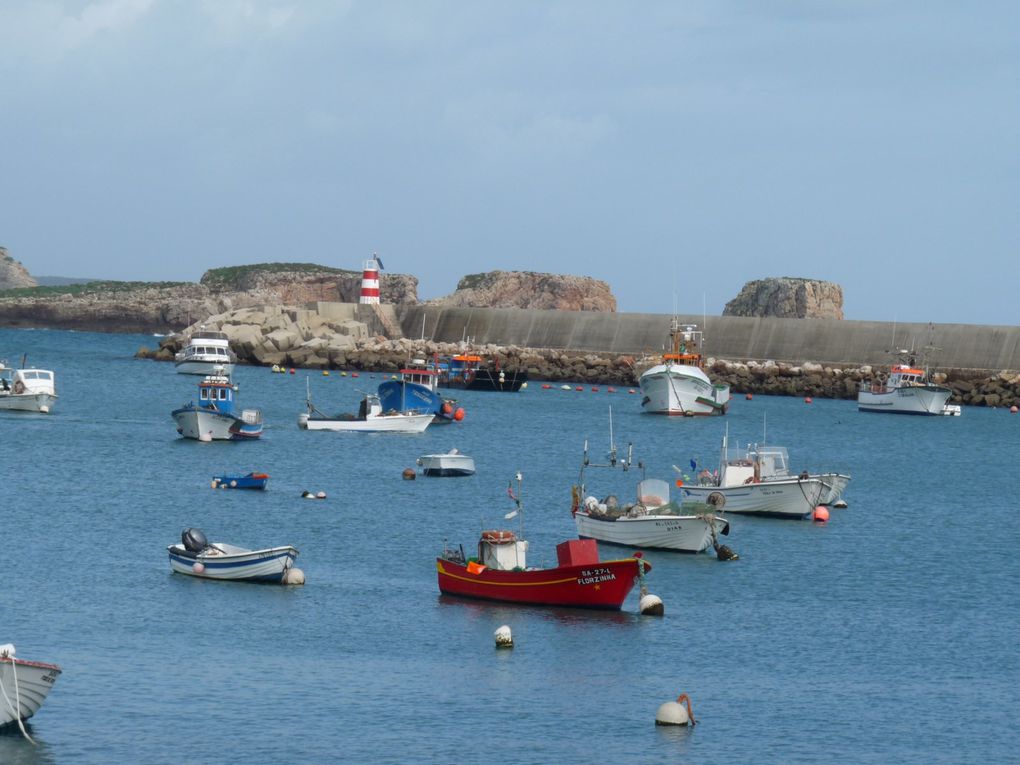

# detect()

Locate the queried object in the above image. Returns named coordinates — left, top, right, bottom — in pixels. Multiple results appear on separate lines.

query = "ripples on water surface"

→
left=1, top=328, right=1016, bottom=764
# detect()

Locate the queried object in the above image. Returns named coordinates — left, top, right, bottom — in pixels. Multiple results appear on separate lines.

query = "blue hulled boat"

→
left=377, top=359, right=463, bottom=423
left=211, top=472, right=269, bottom=490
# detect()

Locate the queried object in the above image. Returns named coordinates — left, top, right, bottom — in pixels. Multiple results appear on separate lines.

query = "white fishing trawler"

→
left=638, top=317, right=730, bottom=416
left=858, top=364, right=955, bottom=415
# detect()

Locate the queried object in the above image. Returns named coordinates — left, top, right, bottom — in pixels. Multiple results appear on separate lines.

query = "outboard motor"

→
left=182, top=527, right=208, bottom=553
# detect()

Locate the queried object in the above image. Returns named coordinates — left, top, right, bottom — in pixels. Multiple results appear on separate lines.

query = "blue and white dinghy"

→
left=167, top=528, right=303, bottom=584
left=172, top=366, right=263, bottom=440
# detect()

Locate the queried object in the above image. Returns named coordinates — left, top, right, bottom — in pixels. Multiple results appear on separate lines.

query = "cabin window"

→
left=200, top=389, right=209, bottom=400
left=219, top=389, right=228, bottom=401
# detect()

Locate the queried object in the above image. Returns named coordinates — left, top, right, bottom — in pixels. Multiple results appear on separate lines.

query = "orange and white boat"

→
left=639, top=318, right=730, bottom=415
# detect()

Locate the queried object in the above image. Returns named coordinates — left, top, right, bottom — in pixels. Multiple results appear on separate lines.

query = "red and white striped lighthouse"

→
left=359, top=255, right=381, bottom=304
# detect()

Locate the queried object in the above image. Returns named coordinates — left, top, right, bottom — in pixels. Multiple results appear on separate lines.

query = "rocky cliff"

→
left=723, top=277, right=843, bottom=319
left=429, top=271, right=616, bottom=311
left=0, top=263, right=420, bottom=333
left=0, top=247, right=38, bottom=289
left=200, top=263, right=419, bottom=304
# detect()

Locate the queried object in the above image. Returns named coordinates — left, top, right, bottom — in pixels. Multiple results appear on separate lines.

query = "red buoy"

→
left=745, top=393, right=753, bottom=400
left=575, top=386, right=583, bottom=392
left=591, top=387, right=599, bottom=392
left=813, top=506, right=830, bottom=523
left=542, top=384, right=552, bottom=389
left=1011, top=405, right=1018, bottom=414
left=453, top=408, right=465, bottom=421
left=804, top=397, right=813, bottom=404
left=628, top=389, right=636, bottom=394
left=608, top=387, right=616, bottom=393
left=289, top=368, right=295, bottom=375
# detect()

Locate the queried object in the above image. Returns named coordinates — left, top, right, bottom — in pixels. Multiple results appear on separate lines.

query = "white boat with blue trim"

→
left=858, top=364, right=955, bottom=415
left=172, top=367, right=263, bottom=440
left=167, top=528, right=300, bottom=583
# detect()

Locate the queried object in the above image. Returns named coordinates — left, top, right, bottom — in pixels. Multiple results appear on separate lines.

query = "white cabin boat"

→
left=0, top=362, right=57, bottom=414
left=746, top=443, right=851, bottom=506
left=638, top=318, right=730, bottom=416
left=0, top=644, right=61, bottom=730
left=298, top=390, right=432, bottom=433
left=174, top=329, right=236, bottom=376
left=858, top=364, right=954, bottom=416
left=417, top=449, right=475, bottom=476
left=677, top=433, right=826, bottom=519
left=167, top=528, right=300, bottom=583
left=574, top=477, right=729, bottom=553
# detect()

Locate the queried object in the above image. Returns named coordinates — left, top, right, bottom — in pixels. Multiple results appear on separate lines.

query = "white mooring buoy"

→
left=640, top=593, right=664, bottom=616
left=494, top=625, right=513, bottom=649
left=655, top=693, right=696, bottom=727
left=282, top=567, right=306, bottom=585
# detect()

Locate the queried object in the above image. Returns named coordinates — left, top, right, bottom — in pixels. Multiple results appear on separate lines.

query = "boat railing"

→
left=241, top=409, right=262, bottom=424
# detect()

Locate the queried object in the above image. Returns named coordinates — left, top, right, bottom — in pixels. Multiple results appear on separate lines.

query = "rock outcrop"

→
left=723, top=278, right=843, bottom=319
left=429, top=271, right=616, bottom=311
left=200, top=263, right=419, bottom=305
left=0, top=247, right=38, bottom=289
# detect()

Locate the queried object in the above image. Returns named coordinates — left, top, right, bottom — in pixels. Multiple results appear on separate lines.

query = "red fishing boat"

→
left=436, top=473, right=651, bottom=610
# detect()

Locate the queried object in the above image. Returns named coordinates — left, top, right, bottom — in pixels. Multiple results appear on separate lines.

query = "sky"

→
left=1, top=1, right=1017, bottom=325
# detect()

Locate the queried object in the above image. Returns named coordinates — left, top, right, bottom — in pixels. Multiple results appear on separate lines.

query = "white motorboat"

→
left=172, top=367, right=263, bottom=440
left=858, top=364, right=954, bottom=415
left=174, top=328, right=236, bottom=376
left=745, top=443, right=851, bottom=506
left=638, top=318, right=730, bottom=416
left=417, top=449, right=475, bottom=476
left=574, top=477, right=729, bottom=553
left=0, top=644, right=61, bottom=730
left=298, top=386, right=432, bottom=433
left=0, top=361, right=57, bottom=414
left=167, top=528, right=301, bottom=583
left=677, top=432, right=826, bottom=519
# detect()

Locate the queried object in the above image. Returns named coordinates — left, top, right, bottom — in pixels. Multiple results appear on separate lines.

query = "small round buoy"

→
left=282, top=567, right=305, bottom=585
left=1011, top=405, right=1018, bottom=414
left=746, top=393, right=753, bottom=400
left=607, top=387, right=616, bottom=393
left=813, top=506, right=830, bottom=523
left=575, top=386, right=583, bottom=392
left=453, top=408, right=465, bottom=421
left=192, top=561, right=205, bottom=575
left=640, top=593, right=664, bottom=616
left=316, top=491, right=326, bottom=499
left=289, top=368, right=295, bottom=375
left=230, top=480, right=237, bottom=488
left=655, top=693, right=696, bottom=727
left=322, top=370, right=330, bottom=376
left=494, top=625, right=513, bottom=649
left=341, top=371, right=348, bottom=377
left=271, top=365, right=280, bottom=373
left=402, top=468, right=416, bottom=480
left=804, top=396, right=813, bottom=404
left=441, top=402, right=453, bottom=414
left=591, top=387, right=599, bottom=392
left=628, top=389, right=636, bottom=394
left=520, top=382, right=527, bottom=389
left=351, top=372, right=359, bottom=378
left=833, top=499, right=848, bottom=509
left=542, top=384, right=551, bottom=389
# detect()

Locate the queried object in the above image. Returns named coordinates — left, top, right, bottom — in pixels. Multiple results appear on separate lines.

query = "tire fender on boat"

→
left=13, top=380, right=24, bottom=394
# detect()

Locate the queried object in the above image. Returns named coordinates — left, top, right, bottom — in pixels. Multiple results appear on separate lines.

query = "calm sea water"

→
left=1, top=327, right=1016, bottom=764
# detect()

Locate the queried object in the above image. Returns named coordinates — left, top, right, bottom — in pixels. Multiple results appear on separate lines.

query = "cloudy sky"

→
left=1, top=1, right=1017, bottom=324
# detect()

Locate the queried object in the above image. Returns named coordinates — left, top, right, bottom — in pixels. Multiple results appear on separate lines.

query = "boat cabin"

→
left=399, top=359, right=441, bottom=391
left=662, top=319, right=704, bottom=367
left=198, top=376, right=238, bottom=414
left=477, top=530, right=529, bottom=571
left=0, top=367, right=56, bottom=395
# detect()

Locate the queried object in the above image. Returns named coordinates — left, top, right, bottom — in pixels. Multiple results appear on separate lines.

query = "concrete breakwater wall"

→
left=397, top=305, right=1020, bottom=372
left=136, top=302, right=1020, bottom=408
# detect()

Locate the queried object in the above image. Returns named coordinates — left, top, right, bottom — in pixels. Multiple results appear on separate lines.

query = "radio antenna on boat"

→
left=504, top=471, right=524, bottom=538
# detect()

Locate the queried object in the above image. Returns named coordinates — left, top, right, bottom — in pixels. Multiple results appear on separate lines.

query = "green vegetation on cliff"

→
left=201, top=263, right=356, bottom=289
left=0, top=280, right=192, bottom=299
